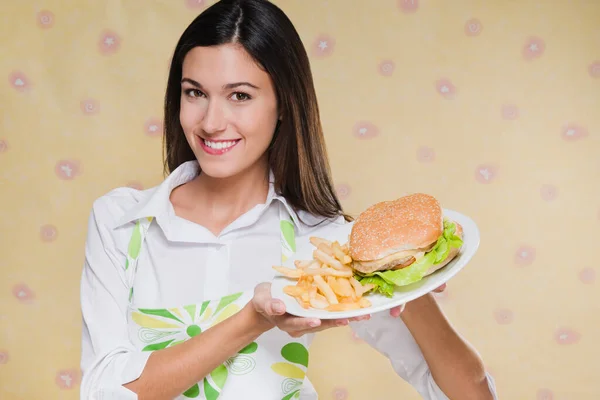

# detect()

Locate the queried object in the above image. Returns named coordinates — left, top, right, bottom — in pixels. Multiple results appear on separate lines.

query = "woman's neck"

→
left=171, top=158, right=270, bottom=235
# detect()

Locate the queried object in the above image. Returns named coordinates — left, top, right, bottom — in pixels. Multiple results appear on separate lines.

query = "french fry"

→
left=349, top=277, right=364, bottom=297
left=273, top=266, right=303, bottom=278
left=301, top=291, right=310, bottom=303
left=273, top=236, right=377, bottom=313
left=295, top=296, right=310, bottom=309
left=328, top=277, right=354, bottom=298
left=309, top=294, right=329, bottom=309
left=313, top=275, right=338, bottom=304
left=361, top=283, right=375, bottom=294
left=309, top=285, right=317, bottom=300
left=299, top=267, right=352, bottom=277
left=310, top=236, right=331, bottom=247
left=283, top=285, right=305, bottom=297
left=336, top=278, right=355, bottom=298
left=295, top=259, right=319, bottom=270
left=294, top=260, right=311, bottom=269
left=358, top=297, right=372, bottom=308
left=332, top=241, right=352, bottom=264
left=317, top=243, right=334, bottom=257
left=326, top=302, right=361, bottom=311
left=313, top=249, right=347, bottom=271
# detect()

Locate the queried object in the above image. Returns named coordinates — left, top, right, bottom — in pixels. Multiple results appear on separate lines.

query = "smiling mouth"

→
left=199, top=137, right=241, bottom=154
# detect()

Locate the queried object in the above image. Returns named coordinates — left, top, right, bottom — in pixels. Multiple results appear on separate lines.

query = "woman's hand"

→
left=389, top=283, right=447, bottom=318
left=249, top=282, right=370, bottom=338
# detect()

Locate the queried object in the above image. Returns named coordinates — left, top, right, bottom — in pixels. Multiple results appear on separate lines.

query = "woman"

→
left=79, top=0, right=498, bottom=399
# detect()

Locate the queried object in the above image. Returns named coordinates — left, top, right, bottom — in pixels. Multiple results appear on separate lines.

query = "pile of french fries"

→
left=273, top=237, right=374, bottom=312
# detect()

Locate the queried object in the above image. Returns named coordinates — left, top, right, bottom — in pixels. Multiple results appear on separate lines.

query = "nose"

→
left=201, top=100, right=227, bottom=134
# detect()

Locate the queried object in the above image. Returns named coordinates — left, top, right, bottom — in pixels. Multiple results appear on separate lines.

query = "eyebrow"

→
left=181, top=78, right=259, bottom=90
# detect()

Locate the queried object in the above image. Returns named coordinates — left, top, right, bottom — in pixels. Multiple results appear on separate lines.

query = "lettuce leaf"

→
left=357, top=275, right=395, bottom=297
left=355, top=219, right=463, bottom=296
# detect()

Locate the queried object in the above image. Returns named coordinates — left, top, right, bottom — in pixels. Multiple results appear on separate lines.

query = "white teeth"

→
left=203, top=140, right=237, bottom=150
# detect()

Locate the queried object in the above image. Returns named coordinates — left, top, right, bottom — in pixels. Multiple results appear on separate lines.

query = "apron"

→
left=124, top=205, right=310, bottom=400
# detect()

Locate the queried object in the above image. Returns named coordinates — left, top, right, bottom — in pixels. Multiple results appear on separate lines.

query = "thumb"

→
left=253, top=282, right=285, bottom=315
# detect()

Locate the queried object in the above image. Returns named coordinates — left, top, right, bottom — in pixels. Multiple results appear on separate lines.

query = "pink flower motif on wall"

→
left=127, top=181, right=144, bottom=190
left=501, top=104, right=519, bottom=120
left=353, top=121, right=379, bottom=139
left=55, top=159, right=81, bottom=180
left=312, top=34, right=335, bottom=58
left=554, top=328, right=580, bottom=345
left=335, top=184, right=351, bottom=200
left=579, top=267, right=595, bottom=284
left=55, top=369, right=81, bottom=390
left=379, top=60, right=395, bottom=77
left=561, top=123, right=588, bottom=141
left=185, top=0, right=206, bottom=9
left=588, top=61, right=600, bottom=78
left=145, top=118, right=163, bottom=137
left=493, top=308, right=514, bottom=325
left=12, top=284, right=35, bottom=304
left=398, top=0, right=419, bottom=13
left=0, top=139, right=7, bottom=153
left=331, top=386, right=348, bottom=400
left=474, top=164, right=497, bottom=184
left=9, top=72, right=30, bottom=92
left=522, top=36, right=545, bottom=60
left=98, top=30, right=121, bottom=55
left=416, top=146, right=435, bottom=163
left=536, top=389, right=554, bottom=400
left=0, top=351, right=8, bottom=364
left=37, top=10, right=54, bottom=29
left=80, top=99, right=100, bottom=115
left=514, top=245, right=536, bottom=266
left=435, top=79, right=456, bottom=99
left=540, top=185, right=558, bottom=202
left=40, top=224, right=58, bottom=242
left=464, top=18, right=483, bottom=36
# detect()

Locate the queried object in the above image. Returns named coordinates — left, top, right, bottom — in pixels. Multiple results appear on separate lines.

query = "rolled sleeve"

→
left=80, top=199, right=150, bottom=399
left=349, top=311, right=498, bottom=399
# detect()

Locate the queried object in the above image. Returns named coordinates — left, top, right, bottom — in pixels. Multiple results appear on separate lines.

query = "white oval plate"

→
left=271, top=209, right=480, bottom=319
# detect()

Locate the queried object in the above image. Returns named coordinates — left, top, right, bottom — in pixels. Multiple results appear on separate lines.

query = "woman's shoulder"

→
left=89, top=185, right=158, bottom=230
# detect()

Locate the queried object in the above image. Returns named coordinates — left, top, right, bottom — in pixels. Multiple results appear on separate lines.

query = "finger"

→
left=279, top=316, right=350, bottom=333
left=252, top=282, right=272, bottom=313
left=267, top=299, right=286, bottom=316
left=433, top=283, right=447, bottom=293
left=254, top=282, right=286, bottom=316
left=300, top=318, right=348, bottom=332
left=279, top=316, right=322, bottom=332
left=389, top=304, right=405, bottom=318
left=308, top=318, right=349, bottom=332
left=349, top=314, right=371, bottom=322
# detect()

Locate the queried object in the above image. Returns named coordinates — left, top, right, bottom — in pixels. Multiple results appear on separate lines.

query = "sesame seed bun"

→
left=349, top=193, right=444, bottom=263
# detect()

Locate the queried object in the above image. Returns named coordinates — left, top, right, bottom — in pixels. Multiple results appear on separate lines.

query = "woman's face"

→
left=179, top=44, right=279, bottom=179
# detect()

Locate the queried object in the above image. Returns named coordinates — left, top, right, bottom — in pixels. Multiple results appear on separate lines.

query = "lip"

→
left=197, top=136, right=241, bottom=155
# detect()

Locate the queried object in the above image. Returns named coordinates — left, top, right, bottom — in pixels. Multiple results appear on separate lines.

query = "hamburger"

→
left=349, top=193, right=463, bottom=297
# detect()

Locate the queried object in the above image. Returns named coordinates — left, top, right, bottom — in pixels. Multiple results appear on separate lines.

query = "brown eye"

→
left=231, top=92, right=251, bottom=101
left=184, top=89, right=204, bottom=98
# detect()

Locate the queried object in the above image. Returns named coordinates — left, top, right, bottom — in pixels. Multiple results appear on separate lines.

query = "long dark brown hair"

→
left=163, top=0, right=351, bottom=222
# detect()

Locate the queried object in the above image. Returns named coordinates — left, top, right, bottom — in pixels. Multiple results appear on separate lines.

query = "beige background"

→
left=1, top=0, right=599, bottom=398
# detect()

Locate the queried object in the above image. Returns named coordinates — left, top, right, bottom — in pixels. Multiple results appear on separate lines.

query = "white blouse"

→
left=79, top=161, right=497, bottom=399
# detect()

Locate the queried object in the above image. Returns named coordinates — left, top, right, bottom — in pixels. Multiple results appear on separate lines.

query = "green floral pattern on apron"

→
left=271, top=343, right=309, bottom=400
left=124, top=207, right=310, bottom=399
left=130, top=292, right=257, bottom=398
